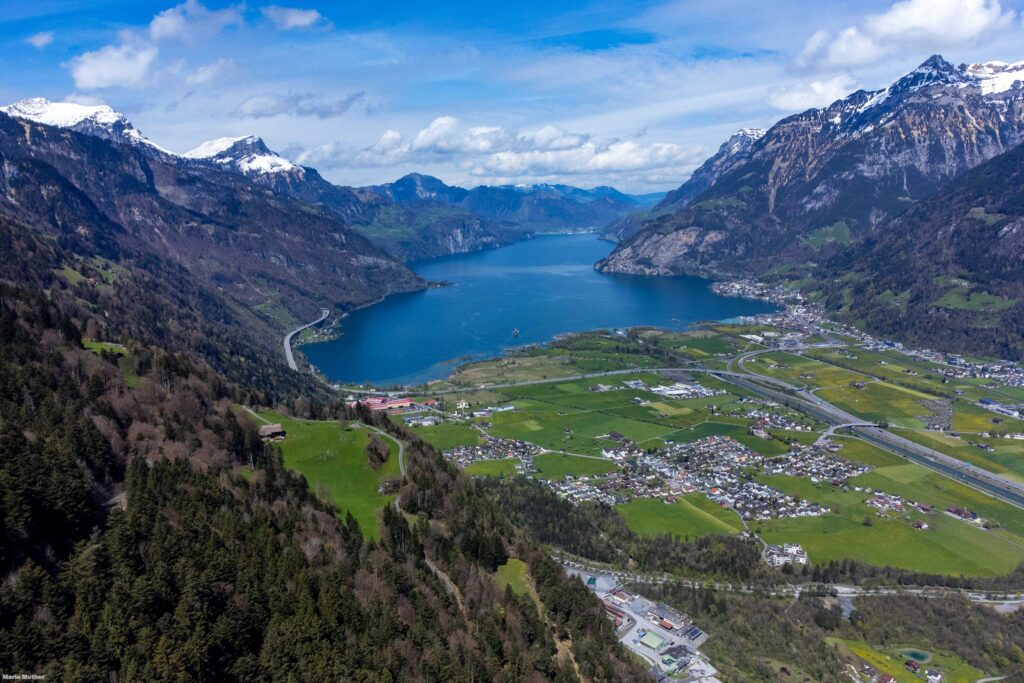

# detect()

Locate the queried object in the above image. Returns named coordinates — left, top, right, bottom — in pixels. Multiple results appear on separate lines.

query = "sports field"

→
left=618, top=495, right=744, bottom=539
left=531, top=453, right=619, bottom=479
left=408, top=422, right=482, bottom=450
left=464, top=458, right=519, bottom=477
left=257, top=412, right=399, bottom=539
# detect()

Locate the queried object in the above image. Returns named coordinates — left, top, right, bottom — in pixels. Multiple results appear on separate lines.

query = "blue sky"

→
left=2, top=0, right=1023, bottom=191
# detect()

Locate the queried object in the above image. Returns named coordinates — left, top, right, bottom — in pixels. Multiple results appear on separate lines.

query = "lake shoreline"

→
left=303, top=234, right=779, bottom=386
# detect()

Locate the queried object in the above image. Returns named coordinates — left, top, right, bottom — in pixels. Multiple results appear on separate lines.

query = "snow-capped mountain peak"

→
left=0, top=97, right=169, bottom=153
left=183, top=135, right=261, bottom=159
left=183, top=134, right=296, bottom=176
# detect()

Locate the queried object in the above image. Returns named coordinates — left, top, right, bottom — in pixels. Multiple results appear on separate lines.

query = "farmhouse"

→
left=258, top=424, right=286, bottom=441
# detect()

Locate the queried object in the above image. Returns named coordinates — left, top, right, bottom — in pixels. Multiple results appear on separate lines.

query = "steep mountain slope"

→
left=0, top=282, right=646, bottom=682
left=603, top=128, right=765, bottom=243
left=818, top=140, right=1024, bottom=360
left=598, top=56, right=1024, bottom=276
left=0, top=111, right=423, bottom=366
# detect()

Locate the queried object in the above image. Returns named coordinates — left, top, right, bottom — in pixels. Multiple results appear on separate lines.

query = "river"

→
left=303, top=234, right=778, bottom=385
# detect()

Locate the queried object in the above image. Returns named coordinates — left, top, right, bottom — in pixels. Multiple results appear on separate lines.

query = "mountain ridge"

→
left=597, top=55, right=1024, bottom=277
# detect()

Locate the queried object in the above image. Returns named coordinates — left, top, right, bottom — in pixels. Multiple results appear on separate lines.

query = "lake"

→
left=303, top=234, right=778, bottom=385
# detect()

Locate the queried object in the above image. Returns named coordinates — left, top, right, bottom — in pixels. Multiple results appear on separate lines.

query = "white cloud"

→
left=149, top=0, right=244, bottom=41
left=296, top=116, right=702, bottom=182
left=797, top=0, right=1015, bottom=70
left=768, top=74, right=859, bottom=111
left=261, top=6, right=329, bottom=30
left=69, top=42, right=159, bottom=90
left=26, top=31, right=54, bottom=48
left=185, top=58, right=235, bottom=85
left=235, top=91, right=365, bottom=118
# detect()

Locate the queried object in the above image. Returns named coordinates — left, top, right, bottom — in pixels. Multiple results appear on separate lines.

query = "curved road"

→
left=284, top=309, right=329, bottom=370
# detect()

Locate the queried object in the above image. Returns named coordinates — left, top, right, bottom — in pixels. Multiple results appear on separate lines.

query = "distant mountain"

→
left=2, top=98, right=657, bottom=263
left=818, top=140, right=1024, bottom=360
left=598, top=55, right=1024, bottom=276
left=371, top=174, right=661, bottom=232
left=603, top=128, right=765, bottom=242
left=0, top=109, right=422, bottom=382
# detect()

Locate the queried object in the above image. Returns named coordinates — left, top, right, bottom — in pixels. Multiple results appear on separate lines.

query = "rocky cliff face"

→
left=598, top=55, right=1024, bottom=276
left=602, top=128, right=765, bottom=243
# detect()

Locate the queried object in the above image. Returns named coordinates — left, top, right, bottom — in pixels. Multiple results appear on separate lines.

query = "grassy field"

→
left=256, top=412, right=399, bottom=539
left=831, top=638, right=984, bottom=683
left=494, top=559, right=532, bottom=596
left=753, top=436, right=1024, bottom=576
left=952, top=401, right=1024, bottom=433
left=82, top=338, right=140, bottom=387
left=407, top=422, right=482, bottom=451
left=816, top=382, right=940, bottom=429
left=531, top=453, right=619, bottom=479
left=618, top=495, right=743, bottom=540
left=897, top=429, right=1024, bottom=482
left=464, top=458, right=519, bottom=477
left=745, top=352, right=867, bottom=389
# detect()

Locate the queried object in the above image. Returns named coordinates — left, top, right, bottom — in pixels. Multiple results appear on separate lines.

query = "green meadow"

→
left=618, top=495, right=744, bottom=540
left=257, top=412, right=399, bottom=539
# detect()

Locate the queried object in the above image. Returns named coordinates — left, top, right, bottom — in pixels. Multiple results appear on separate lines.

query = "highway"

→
left=695, top=364, right=1024, bottom=509
left=339, top=340, right=1024, bottom=510
left=283, top=308, right=329, bottom=370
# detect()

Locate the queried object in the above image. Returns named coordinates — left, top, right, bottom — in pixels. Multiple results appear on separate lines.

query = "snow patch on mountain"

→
left=183, top=135, right=256, bottom=159
left=184, top=135, right=296, bottom=175
left=0, top=97, right=171, bottom=153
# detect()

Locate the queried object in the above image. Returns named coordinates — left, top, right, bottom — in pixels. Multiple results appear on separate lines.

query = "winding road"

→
left=284, top=309, right=330, bottom=371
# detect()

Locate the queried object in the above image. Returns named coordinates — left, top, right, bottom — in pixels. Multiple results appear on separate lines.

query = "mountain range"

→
left=597, top=55, right=1024, bottom=359
left=0, top=98, right=657, bottom=263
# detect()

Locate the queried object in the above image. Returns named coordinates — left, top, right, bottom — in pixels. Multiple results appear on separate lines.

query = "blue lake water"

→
left=304, top=234, right=778, bottom=385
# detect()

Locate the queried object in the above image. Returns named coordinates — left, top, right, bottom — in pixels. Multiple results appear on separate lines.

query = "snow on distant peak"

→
left=183, top=134, right=296, bottom=175
left=237, top=153, right=295, bottom=174
left=0, top=97, right=171, bottom=153
left=183, top=135, right=259, bottom=159
left=1, top=97, right=120, bottom=127
left=735, top=128, right=766, bottom=139
left=963, top=60, right=1024, bottom=95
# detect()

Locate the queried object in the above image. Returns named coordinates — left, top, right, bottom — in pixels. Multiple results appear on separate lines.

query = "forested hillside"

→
left=0, top=283, right=643, bottom=680
left=818, top=140, right=1024, bottom=360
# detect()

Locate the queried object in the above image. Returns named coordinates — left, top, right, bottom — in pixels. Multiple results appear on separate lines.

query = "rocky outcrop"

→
left=599, top=55, right=1024, bottom=276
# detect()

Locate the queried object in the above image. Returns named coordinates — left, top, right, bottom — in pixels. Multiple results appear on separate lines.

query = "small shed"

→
left=259, top=423, right=286, bottom=441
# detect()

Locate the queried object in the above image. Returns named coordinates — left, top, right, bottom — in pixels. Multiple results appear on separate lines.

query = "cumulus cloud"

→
left=66, top=1, right=246, bottom=90
left=69, top=41, right=159, bottom=90
left=296, top=116, right=702, bottom=181
left=796, top=0, right=1015, bottom=70
left=26, top=31, right=54, bottom=48
left=185, top=57, right=235, bottom=85
left=261, top=6, right=329, bottom=30
left=149, top=0, right=244, bottom=41
left=768, top=74, right=860, bottom=111
left=235, top=91, right=365, bottom=118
